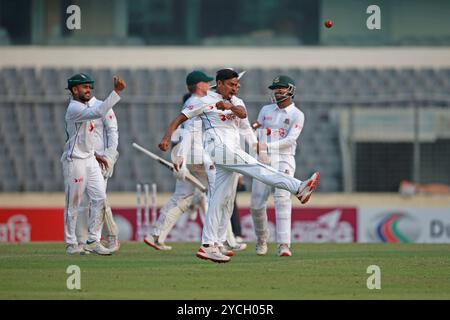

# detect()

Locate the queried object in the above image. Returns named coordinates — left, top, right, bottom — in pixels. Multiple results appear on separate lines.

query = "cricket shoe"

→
left=255, top=240, right=268, bottom=256
left=144, top=235, right=172, bottom=251
left=296, top=171, right=320, bottom=204
left=223, top=241, right=247, bottom=252
left=218, top=245, right=234, bottom=257
left=277, top=244, right=292, bottom=257
left=85, top=241, right=113, bottom=255
left=107, top=236, right=121, bottom=253
left=66, top=244, right=88, bottom=255
left=196, top=245, right=231, bottom=263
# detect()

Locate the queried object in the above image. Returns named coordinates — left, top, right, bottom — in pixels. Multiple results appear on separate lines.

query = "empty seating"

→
left=0, top=66, right=449, bottom=192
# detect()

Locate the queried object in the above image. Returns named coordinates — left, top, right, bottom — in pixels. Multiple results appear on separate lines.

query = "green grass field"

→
left=0, top=242, right=449, bottom=299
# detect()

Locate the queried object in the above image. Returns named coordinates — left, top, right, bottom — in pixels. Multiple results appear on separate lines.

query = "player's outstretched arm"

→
left=67, top=76, right=127, bottom=122
left=159, top=113, right=189, bottom=151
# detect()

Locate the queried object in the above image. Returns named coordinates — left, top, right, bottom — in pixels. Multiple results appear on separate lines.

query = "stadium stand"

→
left=0, top=67, right=449, bottom=192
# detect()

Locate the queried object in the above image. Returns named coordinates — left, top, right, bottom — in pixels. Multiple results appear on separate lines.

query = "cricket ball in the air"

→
left=324, top=20, right=333, bottom=28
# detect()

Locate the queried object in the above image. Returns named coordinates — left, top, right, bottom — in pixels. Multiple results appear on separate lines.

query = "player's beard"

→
left=78, top=92, right=91, bottom=102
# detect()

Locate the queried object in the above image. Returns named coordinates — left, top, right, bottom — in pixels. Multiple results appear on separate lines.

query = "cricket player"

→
left=144, top=70, right=248, bottom=255
left=144, top=71, right=213, bottom=252
left=251, top=75, right=304, bottom=257
left=158, top=69, right=320, bottom=263
left=75, top=95, right=120, bottom=253
left=61, top=73, right=126, bottom=255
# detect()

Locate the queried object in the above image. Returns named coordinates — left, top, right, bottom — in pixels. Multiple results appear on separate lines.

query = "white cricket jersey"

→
left=88, top=97, right=119, bottom=156
left=181, top=94, right=204, bottom=145
left=181, top=90, right=246, bottom=149
left=257, top=103, right=304, bottom=155
left=61, top=91, right=120, bottom=161
left=178, top=93, right=257, bottom=162
left=238, top=116, right=258, bottom=147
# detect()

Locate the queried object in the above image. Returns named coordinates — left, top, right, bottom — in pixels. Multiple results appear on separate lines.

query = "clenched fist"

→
left=252, top=121, right=262, bottom=129
left=113, top=76, right=126, bottom=94
left=159, top=138, right=170, bottom=151
left=216, top=101, right=233, bottom=111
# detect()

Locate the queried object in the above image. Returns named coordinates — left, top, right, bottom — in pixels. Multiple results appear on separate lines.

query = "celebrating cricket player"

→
left=75, top=94, right=121, bottom=253
left=144, top=71, right=213, bottom=251
left=158, top=69, right=320, bottom=263
left=61, top=73, right=126, bottom=255
left=145, top=70, right=248, bottom=255
left=251, top=75, right=304, bottom=257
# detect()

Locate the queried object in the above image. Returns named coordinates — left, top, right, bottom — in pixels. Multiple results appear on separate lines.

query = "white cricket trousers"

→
left=152, top=178, right=197, bottom=241
left=152, top=163, right=209, bottom=242
left=251, top=156, right=295, bottom=245
left=75, top=177, right=118, bottom=244
left=63, top=156, right=106, bottom=246
left=201, top=141, right=302, bottom=246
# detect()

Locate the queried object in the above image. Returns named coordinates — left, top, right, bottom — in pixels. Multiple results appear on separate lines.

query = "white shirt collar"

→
left=275, top=102, right=295, bottom=113
left=71, top=99, right=88, bottom=107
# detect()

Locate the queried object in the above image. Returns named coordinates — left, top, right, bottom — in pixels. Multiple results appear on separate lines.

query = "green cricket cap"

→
left=67, top=73, right=95, bottom=90
left=186, top=70, right=214, bottom=86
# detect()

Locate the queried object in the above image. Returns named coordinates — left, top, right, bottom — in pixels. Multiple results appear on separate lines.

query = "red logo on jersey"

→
left=188, top=105, right=194, bottom=110
left=74, top=177, right=84, bottom=183
left=109, top=114, right=115, bottom=120
left=265, top=128, right=287, bottom=137
left=88, top=121, right=95, bottom=132
left=294, top=123, right=302, bottom=129
left=264, top=115, right=273, bottom=121
left=219, top=113, right=237, bottom=122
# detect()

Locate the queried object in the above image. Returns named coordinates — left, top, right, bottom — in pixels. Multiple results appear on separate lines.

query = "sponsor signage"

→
left=358, top=208, right=450, bottom=243
left=0, top=207, right=358, bottom=243
left=0, top=208, right=63, bottom=242
left=240, top=207, right=358, bottom=243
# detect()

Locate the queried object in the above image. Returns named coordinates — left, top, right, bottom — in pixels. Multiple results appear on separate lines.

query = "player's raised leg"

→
left=214, top=144, right=319, bottom=202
